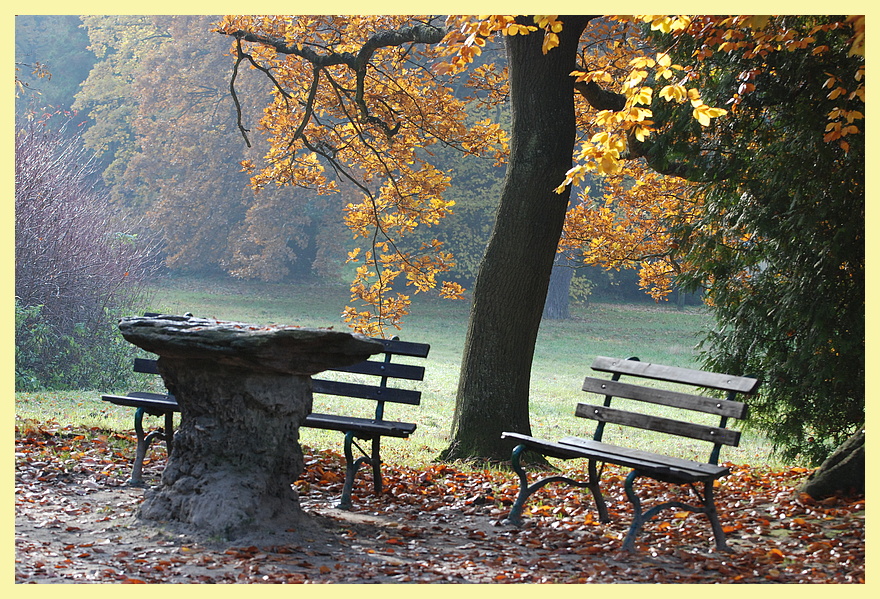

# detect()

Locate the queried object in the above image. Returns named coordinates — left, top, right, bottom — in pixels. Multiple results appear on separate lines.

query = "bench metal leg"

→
left=702, top=482, right=732, bottom=552
left=338, top=432, right=386, bottom=509
left=587, top=459, right=610, bottom=522
left=504, top=444, right=600, bottom=526
left=371, top=437, right=383, bottom=494
left=129, top=408, right=172, bottom=487
left=622, top=470, right=732, bottom=552
left=339, top=431, right=378, bottom=510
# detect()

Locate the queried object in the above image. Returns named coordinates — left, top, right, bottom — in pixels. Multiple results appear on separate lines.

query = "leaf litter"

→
left=15, top=420, right=864, bottom=583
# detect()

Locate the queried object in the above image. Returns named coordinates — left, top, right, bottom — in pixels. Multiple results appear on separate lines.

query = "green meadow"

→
left=15, top=275, right=786, bottom=469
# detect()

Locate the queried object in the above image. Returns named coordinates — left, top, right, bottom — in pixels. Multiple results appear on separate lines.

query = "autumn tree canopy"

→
left=212, top=15, right=713, bottom=460
left=216, top=15, right=862, bottom=462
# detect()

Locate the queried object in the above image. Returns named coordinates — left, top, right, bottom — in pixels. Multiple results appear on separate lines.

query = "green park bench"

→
left=102, top=315, right=429, bottom=510
left=501, top=356, right=760, bottom=552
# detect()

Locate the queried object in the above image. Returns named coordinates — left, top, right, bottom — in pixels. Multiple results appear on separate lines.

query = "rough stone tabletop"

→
left=118, top=314, right=384, bottom=375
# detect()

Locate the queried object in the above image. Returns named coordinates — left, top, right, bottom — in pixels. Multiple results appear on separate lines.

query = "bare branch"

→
left=229, top=41, right=252, bottom=147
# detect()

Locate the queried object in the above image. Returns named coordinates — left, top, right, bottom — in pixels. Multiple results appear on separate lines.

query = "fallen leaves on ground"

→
left=15, top=419, right=865, bottom=583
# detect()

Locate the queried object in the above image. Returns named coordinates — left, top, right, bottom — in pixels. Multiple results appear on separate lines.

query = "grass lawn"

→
left=15, top=274, right=789, bottom=469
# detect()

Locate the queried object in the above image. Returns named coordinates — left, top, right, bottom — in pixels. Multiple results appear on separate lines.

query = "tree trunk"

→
left=543, top=259, right=574, bottom=320
left=441, top=17, right=591, bottom=462
left=798, top=428, right=865, bottom=499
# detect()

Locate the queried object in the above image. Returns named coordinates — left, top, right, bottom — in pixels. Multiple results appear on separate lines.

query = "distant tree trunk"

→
left=441, top=16, right=592, bottom=462
left=543, top=260, right=574, bottom=320
left=798, top=428, right=865, bottom=499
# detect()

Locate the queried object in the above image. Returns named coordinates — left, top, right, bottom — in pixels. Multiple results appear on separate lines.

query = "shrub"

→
left=15, top=114, right=160, bottom=390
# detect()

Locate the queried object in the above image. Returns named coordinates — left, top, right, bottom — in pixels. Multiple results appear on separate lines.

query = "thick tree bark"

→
left=441, top=17, right=592, bottom=461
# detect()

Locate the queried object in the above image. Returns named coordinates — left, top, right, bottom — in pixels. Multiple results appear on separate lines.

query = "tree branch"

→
left=229, top=41, right=251, bottom=147
left=223, top=25, right=448, bottom=141
left=574, top=80, right=626, bottom=112
left=573, top=76, right=732, bottom=181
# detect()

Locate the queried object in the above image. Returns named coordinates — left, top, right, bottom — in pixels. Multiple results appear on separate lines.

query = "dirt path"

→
left=14, top=423, right=865, bottom=583
left=14, top=470, right=640, bottom=583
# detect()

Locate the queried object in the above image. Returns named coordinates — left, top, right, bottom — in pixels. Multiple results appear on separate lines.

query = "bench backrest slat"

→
left=581, top=377, right=748, bottom=419
left=332, top=360, right=425, bottom=382
left=373, top=337, right=431, bottom=358
left=134, top=357, right=160, bottom=375
left=575, top=403, right=742, bottom=446
left=591, top=356, right=759, bottom=394
left=310, top=379, right=422, bottom=406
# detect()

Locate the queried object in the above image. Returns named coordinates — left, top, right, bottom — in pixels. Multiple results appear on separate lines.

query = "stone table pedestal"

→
left=117, top=315, right=383, bottom=539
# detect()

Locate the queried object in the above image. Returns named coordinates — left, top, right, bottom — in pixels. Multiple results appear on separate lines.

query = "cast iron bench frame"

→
left=102, top=325, right=429, bottom=509
left=501, top=356, right=760, bottom=552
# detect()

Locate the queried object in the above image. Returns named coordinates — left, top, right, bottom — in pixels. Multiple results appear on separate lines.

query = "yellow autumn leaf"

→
left=542, top=31, right=560, bottom=54
left=693, top=105, right=727, bottom=126
left=629, top=56, right=656, bottom=69
left=632, top=86, right=653, bottom=105
left=660, top=84, right=686, bottom=102
left=694, top=107, right=711, bottom=126
left=590, top=131, right=611, bottom=145
left=845, top=110, right=864, bottom=122
left=746, top=15, right=771, bottom=30
left=628, top=106, right=652, bottom=122
left=594, top=110, right=620, bottom=126
left=651, top=16, right=674, bottom=33
left=598, top=152, right=622, bottom=175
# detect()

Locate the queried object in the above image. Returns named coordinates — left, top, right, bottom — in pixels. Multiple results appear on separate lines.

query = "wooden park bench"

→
left=101, top=356, right=179, bottom=486
left=306, top=336, right=430, bottom=509
left=102, top=320, right=429, bottom=509
left=501, top=356, right=760, bottom=552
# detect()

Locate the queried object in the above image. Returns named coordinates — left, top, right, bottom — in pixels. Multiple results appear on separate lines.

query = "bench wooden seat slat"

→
left=557, top=436, right=729, bottom=479
left=581, top=376, right=748, bottom=419
left=502, top=355, right=760, bottom=553
left=500, top=432, right=594, bottom=461
left=303, top=413, right=416, bottom=437
left=103, top=392, right=179, bottom=415
left=591, top=355, right=760, bottom=394
left=503, top=432, right=727, bottom=482
left=575, top=402, right=742, bottom=446
left=310, top=379, right=421, bottom=405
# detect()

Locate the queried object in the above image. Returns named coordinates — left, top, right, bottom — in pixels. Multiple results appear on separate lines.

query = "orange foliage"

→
left=216, top=15, right=505, bottom=333
left=216, top=15, right=863, bottom=330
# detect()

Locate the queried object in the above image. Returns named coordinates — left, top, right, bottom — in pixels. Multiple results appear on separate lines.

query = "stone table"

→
left=117, top=314, right=384, bottom=539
